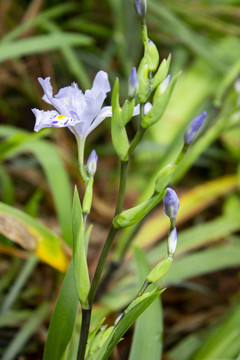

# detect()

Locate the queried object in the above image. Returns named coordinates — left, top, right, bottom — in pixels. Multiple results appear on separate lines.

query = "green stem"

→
left=76, top=135, right=88, bottom=183
left=88, top=224, right=118, bottom=306
left=115, top=161, right=128, bottom=216
left=128, top=126, right=145, bottom=156
left=77, top=308, right=92, bottom=360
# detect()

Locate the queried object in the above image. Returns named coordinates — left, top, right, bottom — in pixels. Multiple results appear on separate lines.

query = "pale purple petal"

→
left=38, top=77, right=70, bottom=115
left=84, top=106, right=112, bottom=137
left=54, top=82, right=85, bottom=118
left=32, top=108, right=76, bottom=132
left=82, top=71, right=111, bottom=126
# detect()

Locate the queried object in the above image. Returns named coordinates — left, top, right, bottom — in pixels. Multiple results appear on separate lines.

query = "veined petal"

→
left=38, top=77, right=70, bottom=116
left=132, top=102, right=152, bottom=117
left=83, top=71, right=111, bottom=126
left=32, top=108, right=76, bottom=132
left=54, top=82, right=85, bottom=118
left=85, top=106, right=112, bottom=137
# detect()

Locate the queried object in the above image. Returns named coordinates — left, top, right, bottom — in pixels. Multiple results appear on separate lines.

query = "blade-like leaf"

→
left=43, top=261, right=79, bottom=360
left=0, top=33, right=93, bottom=63
left=96, top=288, right=162, bottom=360
left=129, top=248, right=163, bottom=360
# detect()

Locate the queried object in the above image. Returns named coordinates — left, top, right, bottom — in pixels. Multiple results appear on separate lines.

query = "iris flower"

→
left=32, top=71, right=152, bottom=172
left=32, top=71, right=111, bottom=138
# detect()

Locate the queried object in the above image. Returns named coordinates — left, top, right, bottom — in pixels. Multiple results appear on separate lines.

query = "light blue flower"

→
left=32, top=70, right=112, bottom=140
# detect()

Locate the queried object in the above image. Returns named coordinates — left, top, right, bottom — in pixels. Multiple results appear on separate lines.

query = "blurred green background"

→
left=1, top=0, right=240, bottom=359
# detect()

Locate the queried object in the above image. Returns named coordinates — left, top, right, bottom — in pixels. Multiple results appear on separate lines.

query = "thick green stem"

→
left=77, top=308, right=92, bottom=360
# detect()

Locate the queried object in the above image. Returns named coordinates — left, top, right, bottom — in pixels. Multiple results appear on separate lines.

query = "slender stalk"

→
left=88, top=225, right=118, bottom=306
left=114, top=161, right=128, bottom=216
left=128, top=126, right=145, bottom=156
left=77, top=308, right=92, bottom=360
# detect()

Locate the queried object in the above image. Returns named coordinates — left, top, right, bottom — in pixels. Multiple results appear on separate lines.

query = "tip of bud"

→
left=135, top=0, right=147, bottom=18
left=184, top=111, right=207, bottom=145
left=159, top=74, right=171, bottom=94
left=163, top=187, right=180, bottom=219
left=87, top=149, right=98, bottom=177
left=128, top=67, right=139, bottom=99
left=168, top=227, right=177, bottom=256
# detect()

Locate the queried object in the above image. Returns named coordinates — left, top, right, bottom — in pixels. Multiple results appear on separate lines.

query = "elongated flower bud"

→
left=128, top=67, right=139, bottom=99
left=135, top=0, right=147, bottom=18
left=184, top=111, right=207, bottom=145
left=168, top=227, right=177, bottom=257
left=163, top=187, right=179, bottom=219
left=87, top=149, right=98, bottom=177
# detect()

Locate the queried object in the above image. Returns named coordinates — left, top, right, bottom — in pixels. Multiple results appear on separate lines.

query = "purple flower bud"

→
left=184, top=111, right=207, bottom=145
left=128, top=67, right=139, bottom=99
left=168, top=227, right=177, bottom=256
left=163, top=187, right=180, bottom=219
left=135, top=0, right=147, bottom=18
left=87, top=150, right=98, bottom=176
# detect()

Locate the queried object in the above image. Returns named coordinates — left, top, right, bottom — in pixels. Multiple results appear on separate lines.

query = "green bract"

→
left=154, top=163, right=176, bottom=193
left=82, top=177, right=94, bottom=215
left=72, top=187, right=90, bottom=308
left=137, top=62, right=149, bottom=103
left=144, top=39, right=159, bottom=72
left=141, top=72, right=181, bottom=128
left=146, top=256, right=173, bottom=284
left=122, top=98, right=135, bottom=126
left=151, top=54, right=171, bottom=91
left=113, top=190, right=166, bottom=229
left=111, top=78, right=130, bottom=161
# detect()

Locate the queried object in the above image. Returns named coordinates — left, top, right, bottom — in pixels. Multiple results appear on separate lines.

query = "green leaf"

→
left=129, top=248, right=163, bottom=360
left=111, top=79, right=129, bottom=161
left=0, top=32, right=93, bottom=63
left=214, top=59, right=240, bottom=106
left=43, top=261, right=79, bottom=360
left=113, top=191, right=166, bottom=229
left=0, top=126, right=72, bottom=245
left=0, top=164, right=14, bottom=205
left=95, top=288, right=162, bottom=360
left=1, top=255, right=38, bottom=314
left=166, top=244, right=240, bottom=282
left=2, top=303, right=50, bottom=360
left=72, top=187, right=90, bottom=307
left=192, top=305, right=240, bottom=360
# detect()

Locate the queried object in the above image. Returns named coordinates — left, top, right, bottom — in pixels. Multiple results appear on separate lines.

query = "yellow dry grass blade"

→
left=0, top=202, right=70, bottom=272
